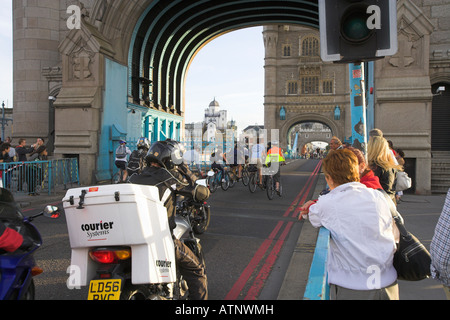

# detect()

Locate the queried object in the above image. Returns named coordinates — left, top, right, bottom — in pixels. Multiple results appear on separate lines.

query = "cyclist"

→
left=127, top=137, right=150, bottom=178
left=210, top=149, right=226, bottom=182
left=229, top=142, right=245, bottom=181
left=250, top=137, right=266, bottom=186
left=115, top=140, right=131, bottom=183
left=265, top=141, right=286, bottom=194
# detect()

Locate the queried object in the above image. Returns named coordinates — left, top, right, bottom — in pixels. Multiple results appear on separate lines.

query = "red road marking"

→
left=224, top=221, right=284, bottom=300
left=244, top=221, right=294, bottom=300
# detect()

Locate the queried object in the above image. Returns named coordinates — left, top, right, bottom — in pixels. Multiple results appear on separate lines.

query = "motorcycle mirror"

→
left=43, top=205, right=61, bottom=219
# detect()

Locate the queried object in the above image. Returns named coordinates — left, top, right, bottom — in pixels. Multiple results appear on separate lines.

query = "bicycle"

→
left=265, top=162, right=284, bottom=200
left=112, top=170, right=123, bottom=184
left=248, top=164, right=262, bottom=193
left=228, top=166, right=241, bottom=188
left=112, top=167, right=132, bottom=184
left=207, top=167, right=230, bottom=193
left=265, top=173, right=282, bottom=200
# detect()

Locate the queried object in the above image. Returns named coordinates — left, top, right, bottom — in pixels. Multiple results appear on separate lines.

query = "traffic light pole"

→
left=349, top=63, right=368, bottom=154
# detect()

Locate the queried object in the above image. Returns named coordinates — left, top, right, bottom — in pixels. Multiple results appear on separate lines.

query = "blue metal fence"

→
left=303, top=227, right=331, bottom=300
left=0, top=158, right=79, bottom=195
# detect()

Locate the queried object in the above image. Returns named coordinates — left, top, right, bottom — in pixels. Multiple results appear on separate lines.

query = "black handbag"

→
left=392, top=215, right=431, bottom=281
left=379, top=190, right=431, bottom=281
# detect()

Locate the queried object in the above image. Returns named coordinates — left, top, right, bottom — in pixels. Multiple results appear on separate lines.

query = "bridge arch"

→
left=56, top=0, right=321, bottom=184
left=279, top=113, right=342, bottom=150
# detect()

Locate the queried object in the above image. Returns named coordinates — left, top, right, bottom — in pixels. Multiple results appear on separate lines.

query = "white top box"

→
left=63, top=184, right=176, bottom=285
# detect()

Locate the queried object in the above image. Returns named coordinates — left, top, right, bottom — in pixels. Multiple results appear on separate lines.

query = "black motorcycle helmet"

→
left=164, top=139, right=185, bottom=166
left=0, top=188, right=23, bottom=221
left=145, top=141, right=173, bottom=169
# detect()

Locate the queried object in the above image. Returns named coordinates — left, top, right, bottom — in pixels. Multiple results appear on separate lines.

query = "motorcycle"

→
left=64, top=183, right=206, bottom=300
left=0, top=196, right=60, bottom=300
left=176, top=179, right=211, bottom=235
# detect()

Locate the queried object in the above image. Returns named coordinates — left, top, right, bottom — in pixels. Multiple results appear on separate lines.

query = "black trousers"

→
left=173, top=239, right=208, bottom=300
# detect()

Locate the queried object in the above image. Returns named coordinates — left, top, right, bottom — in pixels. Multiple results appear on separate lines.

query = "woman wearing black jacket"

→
left=368, top=136, right=403, bottom=204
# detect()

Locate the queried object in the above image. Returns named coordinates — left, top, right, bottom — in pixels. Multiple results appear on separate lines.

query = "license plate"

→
left=88, top=279, right=122, bottom=300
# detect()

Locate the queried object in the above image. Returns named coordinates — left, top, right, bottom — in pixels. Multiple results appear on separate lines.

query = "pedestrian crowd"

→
left=299, top=128, right=449, bottom=300
left=0, top=137, right=48, bottom=195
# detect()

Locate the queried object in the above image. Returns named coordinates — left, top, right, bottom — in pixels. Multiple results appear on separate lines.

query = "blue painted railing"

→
left=1, top=158, right=79, bottom=195
left=303, top=227, right=331, bottom=300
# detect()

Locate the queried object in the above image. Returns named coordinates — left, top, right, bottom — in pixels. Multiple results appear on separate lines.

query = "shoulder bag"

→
left=379, top=190, right=431, bottom=281
left=395, top=171, right=412, bottom=192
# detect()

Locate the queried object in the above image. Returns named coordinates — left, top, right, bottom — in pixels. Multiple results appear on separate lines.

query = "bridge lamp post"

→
left=1, top=101, right=13, bottom=142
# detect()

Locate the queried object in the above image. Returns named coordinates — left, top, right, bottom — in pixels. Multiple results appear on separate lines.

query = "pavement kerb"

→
left=277, top=172, right=326, bottom=300
left=16, top=190, right=71, bottom=210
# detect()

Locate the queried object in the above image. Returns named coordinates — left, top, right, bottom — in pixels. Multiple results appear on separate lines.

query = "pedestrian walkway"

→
left=14, top=187, right=68, bottom=210
left=279, top=173, right=448, bottom=300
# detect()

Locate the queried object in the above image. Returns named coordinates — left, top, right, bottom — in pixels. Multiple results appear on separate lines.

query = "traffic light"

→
left=319, top=0, right=398, bottom=63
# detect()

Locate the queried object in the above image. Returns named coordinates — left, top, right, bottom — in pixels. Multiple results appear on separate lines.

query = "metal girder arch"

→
left=129, top=1, right=175, bottom=104
left=169, top=12, right=320, bottom=114
left=142, top=1, right=211, bottom=107
left=129, top=0, right=319, bottom=112
left=164, top=10, right=319, bottom=111
left=135, top=1, right=319, bottom=107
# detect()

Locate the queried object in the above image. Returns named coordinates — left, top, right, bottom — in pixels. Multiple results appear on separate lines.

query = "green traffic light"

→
left=341, top=8, right=372, bottom=43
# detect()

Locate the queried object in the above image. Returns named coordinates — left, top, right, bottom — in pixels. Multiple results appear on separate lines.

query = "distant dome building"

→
left=204, top=98, right=228, bottom=141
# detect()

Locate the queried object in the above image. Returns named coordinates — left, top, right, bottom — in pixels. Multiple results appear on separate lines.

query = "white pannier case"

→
left=64, top=184, right=176, bottom=286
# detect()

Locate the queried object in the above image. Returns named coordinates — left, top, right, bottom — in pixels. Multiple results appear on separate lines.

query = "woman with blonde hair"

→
left=367, top=136, right=403, bottom=203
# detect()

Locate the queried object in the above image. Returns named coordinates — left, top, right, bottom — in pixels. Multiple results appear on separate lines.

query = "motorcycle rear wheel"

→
left=120, top=283, right=152, bottom=300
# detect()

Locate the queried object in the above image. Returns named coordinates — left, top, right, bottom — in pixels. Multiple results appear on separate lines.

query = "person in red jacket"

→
left=345, top=146, right=382, bottom=190
left=0, top=188, right=30, bottom=253
left=0, top=221, right=25, bottom=253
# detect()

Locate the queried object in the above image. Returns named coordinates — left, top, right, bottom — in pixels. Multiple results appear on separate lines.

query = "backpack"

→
left=116, top=145, right=127, bottom=159
left=127, top=150, right=144, bottom=175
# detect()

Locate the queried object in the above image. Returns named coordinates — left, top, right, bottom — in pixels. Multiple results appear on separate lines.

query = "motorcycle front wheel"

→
left=19, top=279, right=35, bottom=300
left=192, top=205, right=211, bottom=235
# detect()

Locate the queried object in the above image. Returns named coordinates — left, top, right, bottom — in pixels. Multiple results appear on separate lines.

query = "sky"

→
left=184, top=27, right=265, bottom=132
left=0, top=0, right=265, bottom=133
left=0, top=0, right=13, bottom=110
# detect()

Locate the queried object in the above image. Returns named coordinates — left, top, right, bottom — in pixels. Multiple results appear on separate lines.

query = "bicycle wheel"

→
left=112, top=172, right=120, bottom=184
left=248, top=173, right=257, bottom=193
left=221, top=172, right=230, bottom=191
left=242, top=168, right=250, bottom=186
left=209, top=174, right=218, bottom=193
left=228, top=170, right=237, bottom=188
left=266, top=175, right=275, bottom=200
